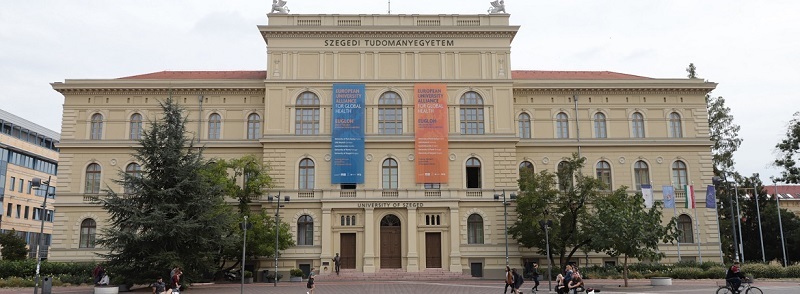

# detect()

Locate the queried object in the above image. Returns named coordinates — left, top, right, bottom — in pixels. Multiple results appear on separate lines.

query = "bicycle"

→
left=715, top=278, right=762, bottom=294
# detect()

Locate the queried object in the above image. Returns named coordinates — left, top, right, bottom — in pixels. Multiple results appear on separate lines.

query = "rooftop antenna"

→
left=388, top=0, right=391, bottom=14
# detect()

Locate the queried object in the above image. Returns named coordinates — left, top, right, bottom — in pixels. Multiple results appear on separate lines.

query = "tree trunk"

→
left=623, top=255, right=629, bottom=287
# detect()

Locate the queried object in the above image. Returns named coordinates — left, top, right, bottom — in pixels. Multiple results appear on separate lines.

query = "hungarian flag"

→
left=684, top=184, right=695, bottom=209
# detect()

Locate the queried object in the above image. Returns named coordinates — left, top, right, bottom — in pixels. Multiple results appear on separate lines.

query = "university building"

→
left=50, top=12, right=720, bottom=278
left=0, top=109, right=59, bottom=258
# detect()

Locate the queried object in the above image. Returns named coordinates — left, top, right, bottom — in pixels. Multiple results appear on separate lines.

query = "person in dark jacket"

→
left=725, top=261, right=747, bottom=294
left=530, top=263, right=540, bottom=292
left=511, top=268, right=524, bottom=294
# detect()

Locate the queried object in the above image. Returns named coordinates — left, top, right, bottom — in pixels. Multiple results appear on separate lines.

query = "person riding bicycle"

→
left=725, top=261, right=747, bottom=294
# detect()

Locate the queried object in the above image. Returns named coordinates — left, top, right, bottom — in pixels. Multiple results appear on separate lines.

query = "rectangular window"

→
left=18, top=179, right=23, bottom=192
left=33, top=208, right=40, bottom=220
left=424, top=183, right=441, bottom=189
left=27, top=181, right=32, bottom=194
left=9, top=176, right=15, bottom=191
left=24, top=206, right=29, bottom=219
left=16, top=204, right=21, bottom=218
left=6, top=203, right=11, bottom=217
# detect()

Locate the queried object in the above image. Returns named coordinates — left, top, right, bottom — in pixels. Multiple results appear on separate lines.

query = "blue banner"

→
left=331, top=84, right=365, bottom=184
left=706, top=185, right=717, bottom=208
left=663, top=185, right=675, bottom=209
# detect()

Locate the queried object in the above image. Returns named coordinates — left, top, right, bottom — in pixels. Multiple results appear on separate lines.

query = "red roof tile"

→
left=511, top=70, right=651, bottom=80
left=119, top=71, right=267, bottom=80
left=764, top=185, right=800, bottom=196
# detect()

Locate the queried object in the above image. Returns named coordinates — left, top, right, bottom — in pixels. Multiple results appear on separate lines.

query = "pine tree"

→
left=96, top=98, right=234, bottom=284
left=0, top=229, right=29, bottom=260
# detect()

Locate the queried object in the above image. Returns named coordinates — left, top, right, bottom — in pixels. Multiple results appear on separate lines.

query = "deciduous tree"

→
left=585, top=188, right=678, bottom=287
left=0, top=229, right=29, bottom=260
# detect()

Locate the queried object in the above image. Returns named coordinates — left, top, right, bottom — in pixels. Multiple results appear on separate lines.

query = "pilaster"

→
left=406, top=207, right=419, bottom=272
left=363, top=207, right=376, bottom=273
left=449, top=207, right=463, bottom=272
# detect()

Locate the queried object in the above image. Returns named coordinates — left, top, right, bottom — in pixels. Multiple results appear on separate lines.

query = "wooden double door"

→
left=425, top=232, right=442, bottom=268
left=380, top=215, right=402, bottom=268
left=339, top=233, right=357, bottom=269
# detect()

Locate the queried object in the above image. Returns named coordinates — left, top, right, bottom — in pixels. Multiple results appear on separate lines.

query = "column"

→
left=406, top=207, right=419, bottom=272
left=449, top=207, right=463, bottom=272
left=363, top=207, right=376, bottom=273
left=321, top=208, right=333, bottom=275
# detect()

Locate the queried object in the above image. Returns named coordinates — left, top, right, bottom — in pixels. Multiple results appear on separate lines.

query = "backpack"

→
left=514, top=272, right=524, bottom=285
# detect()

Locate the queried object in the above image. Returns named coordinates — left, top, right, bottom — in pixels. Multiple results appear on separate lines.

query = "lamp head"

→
left=31, top=178, right=44, bottom=188
left=284, top=195, right=290, bottom=202
left=509, top=193, right=517, bottom=200
left=493, top=194, right=500, bottom=201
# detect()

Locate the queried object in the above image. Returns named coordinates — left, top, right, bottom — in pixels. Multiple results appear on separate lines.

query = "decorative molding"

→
left=324, top=154, right=331, bottom=162
left=656, top=157, right=664, bottom=164
left=365, top=154, right=373, bottom=162
left=109, top=159, right=117, bottom=166
left=542, top=157, right=549, bottom=164
left=407, top=154, right=415, bottom=161
left=449, top=153, right=456, bottom=161
left=618, top=157, right=625, bottom=164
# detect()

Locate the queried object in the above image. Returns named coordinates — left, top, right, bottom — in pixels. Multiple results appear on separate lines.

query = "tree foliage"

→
left=585, top=188, right=678, bottom=287
left=203, top=156, right=293, bottom=272
left=708, top=95, right=742, bottom=175
left=508, top=154, right=604, bottom=271
left=0, top=229, right=29, bottom=260
left=774, top=112, right=800, bottom=183
left=96, top=98, right=234, bottom=285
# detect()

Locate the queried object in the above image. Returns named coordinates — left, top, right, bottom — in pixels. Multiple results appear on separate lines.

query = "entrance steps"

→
left=315, top=268, right=476, bottom=281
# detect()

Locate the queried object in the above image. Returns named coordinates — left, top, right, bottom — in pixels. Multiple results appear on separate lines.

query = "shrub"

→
left=289, top=268, right=304, bottom=277
left=673, top=260, right=700, bottom=268
left=700, top=261, right=723, bottom=271
left=0, top=277, right=35, bottom=287
left=701, top=267, right=726, bottom=279
left=784, top=264, right=800, bottom=278
left=626, top=271, right=644, bottom=279
left=742, top=263, right=784, bottom=279
left=243, top=270, right=252, bottom=278
left=670, top=267, right=703, bottom=279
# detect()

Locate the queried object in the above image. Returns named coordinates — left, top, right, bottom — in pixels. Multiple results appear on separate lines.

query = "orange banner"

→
left=414, top=84, right=449, bottom=183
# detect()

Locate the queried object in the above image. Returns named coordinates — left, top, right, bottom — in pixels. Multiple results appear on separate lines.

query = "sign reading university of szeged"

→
left=324, top=39, right=456, bottom=47
left=330, top=83, right=449, bottom=185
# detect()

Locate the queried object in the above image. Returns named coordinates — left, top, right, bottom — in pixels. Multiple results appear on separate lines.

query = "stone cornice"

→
left=51, top=82, right=265, bottom=95
left=260, top=29, right=518, bottom=43
left=513, top=80, right=718, bottom=95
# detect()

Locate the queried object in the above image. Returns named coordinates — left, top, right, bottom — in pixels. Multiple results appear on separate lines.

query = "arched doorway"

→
left=380, top=214, right=402, bottom=268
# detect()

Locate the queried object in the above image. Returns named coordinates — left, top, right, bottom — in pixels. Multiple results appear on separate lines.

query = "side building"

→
left=50, top=13, right=720, bottom=277
left=0, top=108, right=59, bottom=259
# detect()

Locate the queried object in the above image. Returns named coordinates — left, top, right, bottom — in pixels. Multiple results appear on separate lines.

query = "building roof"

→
left=510, top=70, right=651, bottom=80
left=0, top=108, right=60, bottom=141
left=764, top=185, right=800, bottom=200
left=116, top=70, right=651, bottom=81
left=119, top=71, right=268, bottom=80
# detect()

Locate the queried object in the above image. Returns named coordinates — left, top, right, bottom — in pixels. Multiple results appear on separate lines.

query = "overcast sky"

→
left=1, top=0, right=797, bottom=182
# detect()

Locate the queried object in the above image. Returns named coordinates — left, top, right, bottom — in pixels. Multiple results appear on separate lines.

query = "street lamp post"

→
left=751, top=183, right=766, bottom=263
left=539, top=216, right=553, bottom=293
left=30, top=177, right=53, bottom=294
left=493, top=190, right=516, bottom=266
left=240, top=215, right=251, bottom=294
left=268, top=193, right=290, bottom=286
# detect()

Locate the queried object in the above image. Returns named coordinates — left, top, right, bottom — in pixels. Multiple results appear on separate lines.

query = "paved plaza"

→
left=1, top=279, right=798, bottom=294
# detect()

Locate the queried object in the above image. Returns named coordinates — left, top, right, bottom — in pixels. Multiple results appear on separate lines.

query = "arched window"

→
left=129, top=113, right=143, bottom=140
left=459, top=92, right=485, bottom=134
left=672, top=161, right=688, bottom=187
left=79, top=218, right=96, bottom=248
left=557, top=161, right=572, bottom=191
left=299, top=159, right=315, bottom=190
left=295, top=92, right=320, bottom=135
left=382, top=158, right=399, bottom=189
left=594, top=113, right=607, bottom=138
left=634, top=161, right=650, bottom=190
left=467, top=214, right=484, bottom=244
left=90, top=113, right=103, bottom=140
left=208, top=113, right=221, bottom=140
left=631, top=112, right=645, bottom=138
left=378, top=92, right=402, bottom=134
left=466, top=157, right=482, bottom=189
left=669, top=112, right=683, bottom=138
left=297, top=215, right=314, bottom=246
left=247, top=113, right=261, bottom=140
left=124, top=163, right=142, bottom=194
left=519, top=161, right=534, bottom=176
left=85, top=163, right=101, bottom=194
left=556, top=112, right=569, bottom=139
left=518, top=113, right=531, bottom=138
left=677, top=214, right=694, bottom=243
left=596, top=161, right=612, bottom=189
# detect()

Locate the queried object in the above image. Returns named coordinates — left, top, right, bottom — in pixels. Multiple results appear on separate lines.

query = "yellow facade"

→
left=0, top=109, right=59, bottom=258
left=50, top=13, right=719, bottom=277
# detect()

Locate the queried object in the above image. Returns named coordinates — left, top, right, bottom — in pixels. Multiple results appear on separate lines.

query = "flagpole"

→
left=672, top=182, right=681, bottom=261
left=753, top=182, right=765, bottom=263
left=734, top=184, right=744, bottom=262
left=690, top=183, right=702, bottom=263
left=713, top=185, right=724, bottom=263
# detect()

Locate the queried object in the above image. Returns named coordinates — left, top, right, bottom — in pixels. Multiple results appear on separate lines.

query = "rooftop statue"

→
left=271, top=0, right=290, bottom=14
left=488, top=0, right=507, bottom=14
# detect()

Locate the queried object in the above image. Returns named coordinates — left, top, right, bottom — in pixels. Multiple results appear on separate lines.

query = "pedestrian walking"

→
left=530, top=263, right=540, bottom=292
left=333, top=253, right=341, bottom=275
left=306, top=267, right=316, bottom=294
left=504, top=265, right=514, bottom=294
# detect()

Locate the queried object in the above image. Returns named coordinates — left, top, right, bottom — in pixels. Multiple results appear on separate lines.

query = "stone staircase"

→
left=314, top=268, right=477, bottom=281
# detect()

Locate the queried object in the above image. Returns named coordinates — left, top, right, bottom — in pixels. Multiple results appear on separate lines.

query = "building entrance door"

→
left=340, top=233, right=356, bottom=269
left=425, top=232, right=441, bottom=268
left=380, top=214, right=402, bottom=268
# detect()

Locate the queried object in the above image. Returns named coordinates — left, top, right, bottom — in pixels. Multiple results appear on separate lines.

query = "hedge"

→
left=0, top=260, right=93, bottom=285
